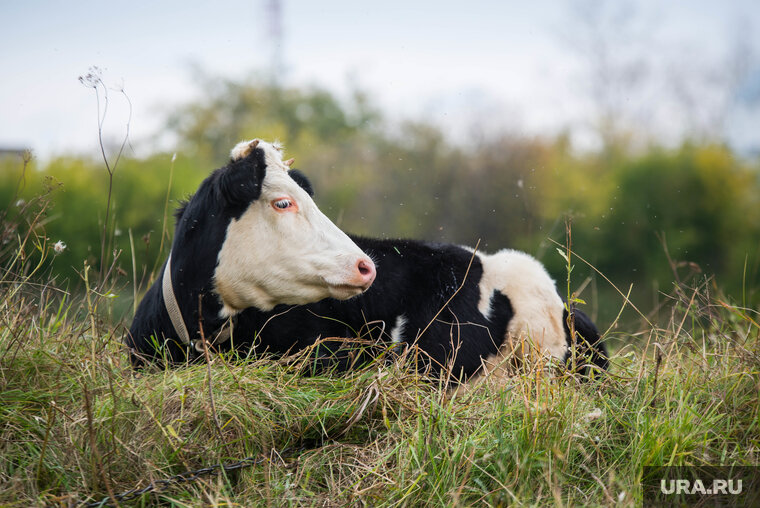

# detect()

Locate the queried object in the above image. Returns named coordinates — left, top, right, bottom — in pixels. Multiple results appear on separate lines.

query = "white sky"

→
left=1, top=0, right=759, bottom=161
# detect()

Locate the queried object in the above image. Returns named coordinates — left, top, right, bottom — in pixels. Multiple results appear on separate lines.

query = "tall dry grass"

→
left=0, top=169, right=758, bottom=506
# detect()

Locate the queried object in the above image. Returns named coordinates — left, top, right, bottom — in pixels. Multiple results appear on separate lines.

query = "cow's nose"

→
left=356, top=257, right=376, bottom=289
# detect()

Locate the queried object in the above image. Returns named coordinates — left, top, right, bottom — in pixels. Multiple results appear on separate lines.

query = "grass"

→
left=1, top=197, right=758, bottom=507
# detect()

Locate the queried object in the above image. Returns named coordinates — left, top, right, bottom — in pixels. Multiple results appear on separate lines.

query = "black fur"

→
left=562, top=307, right=609, bottom=375
left=127, top=154, right=608, bottom=380
left=127, top=149, right=268, bottom=367
left=227, top=238, right=515, bottom=382
left=287, top=169, right=314, bottom=197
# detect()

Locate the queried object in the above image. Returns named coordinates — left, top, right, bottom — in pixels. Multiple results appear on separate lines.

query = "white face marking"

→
left=476, top=249, right=567, bottom=359
left=214, top=140, right=375, bottom=315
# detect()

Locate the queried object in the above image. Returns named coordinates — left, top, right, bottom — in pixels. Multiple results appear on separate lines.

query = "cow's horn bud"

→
left=249, top=139, right=260, bottom=149
left=284, top=158, right=295, bottom=167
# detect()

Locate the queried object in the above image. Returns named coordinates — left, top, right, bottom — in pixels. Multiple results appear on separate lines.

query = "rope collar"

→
left=162, top=252, right=233, bottom=354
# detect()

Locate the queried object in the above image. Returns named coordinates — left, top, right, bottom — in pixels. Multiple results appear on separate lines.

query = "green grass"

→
left=1, top=208, right=758, bottom=506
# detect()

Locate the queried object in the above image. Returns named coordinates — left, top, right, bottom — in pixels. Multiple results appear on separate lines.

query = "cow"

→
left=126, top=139, right=608, bottom=385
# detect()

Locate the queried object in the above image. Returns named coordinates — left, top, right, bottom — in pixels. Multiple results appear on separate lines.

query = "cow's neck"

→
left=168, top=190, right=232, bottom=341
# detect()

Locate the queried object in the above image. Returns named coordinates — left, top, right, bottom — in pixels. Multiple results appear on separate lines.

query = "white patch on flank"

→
left=457, top=246, right=493, bottom=319
left=214, top=139, right=375, bottom=316
left=476, top=249, right=566, bottom=360
left=389, top=314, right=407, bottom=343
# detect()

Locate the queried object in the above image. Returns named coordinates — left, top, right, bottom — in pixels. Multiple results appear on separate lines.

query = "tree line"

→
left=1, top=80, right=758, bottom=325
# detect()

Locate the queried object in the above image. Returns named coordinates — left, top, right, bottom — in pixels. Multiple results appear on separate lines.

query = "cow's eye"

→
left=271, top=198, right=296, bottom=211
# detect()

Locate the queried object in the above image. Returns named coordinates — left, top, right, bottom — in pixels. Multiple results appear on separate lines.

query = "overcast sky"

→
left=2, top=0, right=759, bottom=161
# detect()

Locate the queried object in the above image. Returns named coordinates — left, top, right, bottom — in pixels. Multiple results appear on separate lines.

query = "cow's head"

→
left=175, top=139, right=375, bottom=317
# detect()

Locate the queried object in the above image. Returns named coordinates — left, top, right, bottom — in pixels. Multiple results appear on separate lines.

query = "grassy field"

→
left=1, top=203, right=758, bottom=507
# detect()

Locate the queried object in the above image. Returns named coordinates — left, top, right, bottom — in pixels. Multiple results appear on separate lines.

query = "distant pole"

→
left=264, top=0, right=283, bottom=87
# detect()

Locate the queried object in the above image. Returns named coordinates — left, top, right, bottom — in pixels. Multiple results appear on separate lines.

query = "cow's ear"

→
left=288, top=169, right=314, bottom=197
left=216, top=152, right=266, bottom=210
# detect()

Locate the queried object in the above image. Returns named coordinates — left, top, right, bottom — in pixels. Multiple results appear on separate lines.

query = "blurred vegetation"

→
left=1, top=78, right=758, bottom=327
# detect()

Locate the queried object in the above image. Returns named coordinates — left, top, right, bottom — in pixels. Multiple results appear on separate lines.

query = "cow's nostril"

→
left=357, top=259, right=376, bottom=284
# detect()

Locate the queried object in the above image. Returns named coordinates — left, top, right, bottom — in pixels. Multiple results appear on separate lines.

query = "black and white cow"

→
left=127, top=139, right=608, bottom=383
